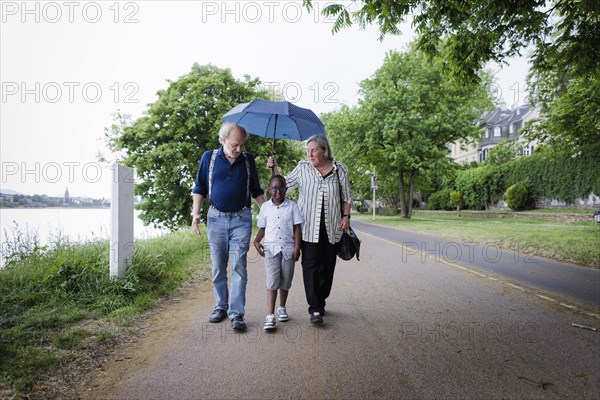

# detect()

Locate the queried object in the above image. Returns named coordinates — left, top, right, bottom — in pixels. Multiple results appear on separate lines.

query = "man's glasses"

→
left=269, top=186, right=287, bottom=193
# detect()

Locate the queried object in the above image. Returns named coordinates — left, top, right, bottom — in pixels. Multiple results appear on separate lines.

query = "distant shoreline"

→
left=0, top=205, right=111, bottom=209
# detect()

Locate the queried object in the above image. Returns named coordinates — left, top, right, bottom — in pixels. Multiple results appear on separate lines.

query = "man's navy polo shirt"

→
left=192, top=148, right=264, bottom=212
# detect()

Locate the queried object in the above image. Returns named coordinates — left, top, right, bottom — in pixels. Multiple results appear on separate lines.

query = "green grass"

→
left=0, top=229, right=210, bottom=397
left=355, top=212, right=600, bottom=267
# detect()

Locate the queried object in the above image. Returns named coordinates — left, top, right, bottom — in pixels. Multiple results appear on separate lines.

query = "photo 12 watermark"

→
left=400, top=241, right=539, bottom=265
left=199, top=1, right=348, bottom=24
left=258, top=81, right=340, bottom=104
left=487, top=81, right=527, bottom=105
left=1, top=1, right=140, bottom=24
left=399, top=320, right=539, bottom=345
left=0, top=162, right=140, bottom=186
left=1, top=81, right=140, bottom=104
left=200, top=321, right=340, bottom=344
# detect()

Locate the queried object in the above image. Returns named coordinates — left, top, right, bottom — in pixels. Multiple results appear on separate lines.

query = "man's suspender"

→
left=208, top=149, right=251, bottom=209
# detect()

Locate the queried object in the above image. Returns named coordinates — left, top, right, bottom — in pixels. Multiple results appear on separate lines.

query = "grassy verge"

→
left=355, top=212, right=600, bottom=268
left=0, top=229, right=210, bottom=398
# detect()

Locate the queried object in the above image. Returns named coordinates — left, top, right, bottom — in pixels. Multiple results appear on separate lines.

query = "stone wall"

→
left=489, top=193, right=600, bottom=211
left=413, top=210, right=595, bottom=223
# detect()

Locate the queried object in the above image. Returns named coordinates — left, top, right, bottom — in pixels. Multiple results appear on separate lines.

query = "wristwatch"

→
left=342, top=214, right=351, bottom=219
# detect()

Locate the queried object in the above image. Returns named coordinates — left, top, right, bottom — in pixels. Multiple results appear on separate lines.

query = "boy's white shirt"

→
left=257, top=198, right=304, bottom=259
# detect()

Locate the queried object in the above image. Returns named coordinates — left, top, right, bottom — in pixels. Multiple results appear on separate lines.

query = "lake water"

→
left=0, top=208, right=168, bottom=267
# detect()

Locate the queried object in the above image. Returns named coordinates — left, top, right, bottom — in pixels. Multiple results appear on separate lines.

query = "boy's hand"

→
left=293, top=247, right=301, bottom=261
left=254, top=241, right=265, bottom=257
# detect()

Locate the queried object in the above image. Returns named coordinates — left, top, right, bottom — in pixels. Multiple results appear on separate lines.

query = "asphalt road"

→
left=352, top=220, right=600, bottom=307
left=82, top=224, right=600, bottom=400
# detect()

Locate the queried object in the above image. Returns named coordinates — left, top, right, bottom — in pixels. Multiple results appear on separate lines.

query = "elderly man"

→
left=192, top=123, right=265, bottom=331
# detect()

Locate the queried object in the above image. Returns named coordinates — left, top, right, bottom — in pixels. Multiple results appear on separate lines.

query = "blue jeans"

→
left=206, top=207, right=252, bottom=319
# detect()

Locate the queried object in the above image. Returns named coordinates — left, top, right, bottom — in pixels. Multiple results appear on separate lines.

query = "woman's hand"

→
left=267, top=155, right=277, bottom=169
left=339, top=216, right=350, bottom=231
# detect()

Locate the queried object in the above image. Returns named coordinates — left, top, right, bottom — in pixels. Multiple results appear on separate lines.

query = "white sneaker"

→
left=263, top=314, right=276, bottom=330
left=276, top=306, right=289, bottom=322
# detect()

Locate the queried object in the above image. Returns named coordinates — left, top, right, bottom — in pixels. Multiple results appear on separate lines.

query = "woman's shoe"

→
left=310, top=313, right=323, bottom=324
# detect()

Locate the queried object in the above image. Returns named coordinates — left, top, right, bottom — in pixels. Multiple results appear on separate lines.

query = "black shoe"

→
left=310, top=313, right=323, bottom=324
left=209, top=308, right=227, bottom=323
left=231, top=316, right=247, bottom=331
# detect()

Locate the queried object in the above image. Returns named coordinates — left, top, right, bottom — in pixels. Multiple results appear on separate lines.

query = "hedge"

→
left=452, top=143, right=600, bottom=209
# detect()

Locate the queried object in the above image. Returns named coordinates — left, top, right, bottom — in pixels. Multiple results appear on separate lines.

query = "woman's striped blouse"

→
left=285, top=160, right=351, bottom=244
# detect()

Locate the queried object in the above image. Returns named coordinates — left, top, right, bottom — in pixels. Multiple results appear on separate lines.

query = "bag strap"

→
left=208, top=149, right=218, bottom=207
left=334, top=162, right=344, bottom=214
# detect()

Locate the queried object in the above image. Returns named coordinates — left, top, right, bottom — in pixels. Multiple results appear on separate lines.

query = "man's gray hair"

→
left=219, top=123, right=248, bottom=144
left=307, top=135, right=333, bottom=161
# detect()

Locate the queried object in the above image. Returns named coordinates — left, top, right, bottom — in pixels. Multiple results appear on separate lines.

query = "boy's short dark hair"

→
left=269, top=174, right=286, bottom=186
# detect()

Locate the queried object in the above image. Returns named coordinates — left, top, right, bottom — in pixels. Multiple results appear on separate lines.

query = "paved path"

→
left=82, top=225, right=600, bottom=399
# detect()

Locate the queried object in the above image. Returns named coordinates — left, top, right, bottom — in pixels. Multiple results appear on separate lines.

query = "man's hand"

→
left=192, top=217, right=202, bottom=236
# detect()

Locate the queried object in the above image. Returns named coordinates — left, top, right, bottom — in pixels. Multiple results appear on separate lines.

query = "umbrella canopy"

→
left=220, top=99, right=326, bottom=145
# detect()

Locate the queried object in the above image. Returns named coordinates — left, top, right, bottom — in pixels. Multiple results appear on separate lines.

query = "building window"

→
left=522, top=146, right=530, bottom=156
left=494, top=127, right=501, bottom=137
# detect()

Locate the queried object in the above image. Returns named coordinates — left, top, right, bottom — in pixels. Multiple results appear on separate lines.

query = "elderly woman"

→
left=269, top=135, right=352, bottom=324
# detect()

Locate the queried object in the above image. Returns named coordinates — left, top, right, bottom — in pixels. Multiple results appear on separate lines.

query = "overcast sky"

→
left=1, top=1, right=530, bottom=198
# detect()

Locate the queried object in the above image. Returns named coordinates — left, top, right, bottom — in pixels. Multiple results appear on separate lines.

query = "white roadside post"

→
left=365, top=169, right=378, bottom=221
left=371, top=174, right=378, bottom=221
left=110, top=163, right=134, bottom=278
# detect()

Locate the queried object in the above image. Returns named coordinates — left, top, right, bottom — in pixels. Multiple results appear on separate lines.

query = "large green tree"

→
left=105, top=64, right=299, bottom=230
left=326, top=47, right=492, bottom=218
left=304, top=0, right=600, bottom=148
left=304, top=0, right=599, bottom=82
left=525, top=66, right=600, bottom=150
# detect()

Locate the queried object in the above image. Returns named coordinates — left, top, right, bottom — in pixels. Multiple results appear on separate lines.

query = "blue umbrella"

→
left=220, top=98, right=326, bottom=151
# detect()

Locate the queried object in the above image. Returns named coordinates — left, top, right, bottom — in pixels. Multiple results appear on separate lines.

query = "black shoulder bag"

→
left=335, top=164, right=360, bottom=261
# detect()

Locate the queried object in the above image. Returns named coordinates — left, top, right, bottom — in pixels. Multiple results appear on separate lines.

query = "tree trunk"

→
left=407, top=170, right=417, bottom=218
left=399, top=168, right=418, bottom=219
left=398, top=168, right=410, bottom=218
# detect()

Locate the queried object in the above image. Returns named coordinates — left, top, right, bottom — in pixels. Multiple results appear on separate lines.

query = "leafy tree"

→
left=483, top=139, right=521, bottom=166
left=104, top=64, right=299, bottom=230
left=525, top=66, right=600, bottom=151
left=303, top=0, right=599, bottom=83
left=304, top=0, right=600, bottom=149
left=327, top=46, right=492, bottom=218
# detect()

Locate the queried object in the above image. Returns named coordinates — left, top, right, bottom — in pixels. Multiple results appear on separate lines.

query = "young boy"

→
left=254, top=175, right=303, bottom=331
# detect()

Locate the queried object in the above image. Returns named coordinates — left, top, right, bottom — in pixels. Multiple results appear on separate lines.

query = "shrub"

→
left=449, top=191, right=463, bottom=210
left=506, top=182, right=533, bottom=211
left=428, top=189, right=453, bottom=210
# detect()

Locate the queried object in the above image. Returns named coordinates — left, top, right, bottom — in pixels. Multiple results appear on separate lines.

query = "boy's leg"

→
left=279, top=289, right=289, bottom=307
left=265, top=252, right=282, bottom=315
left=267, top=290, right=277, bottom=315
left=279, top=255, right=294, bottom=308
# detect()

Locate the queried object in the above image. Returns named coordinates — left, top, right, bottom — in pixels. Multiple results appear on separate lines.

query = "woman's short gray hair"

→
left=307, top=135, right=333, bottom=161
left=219, top=123, right=247, bottom=144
